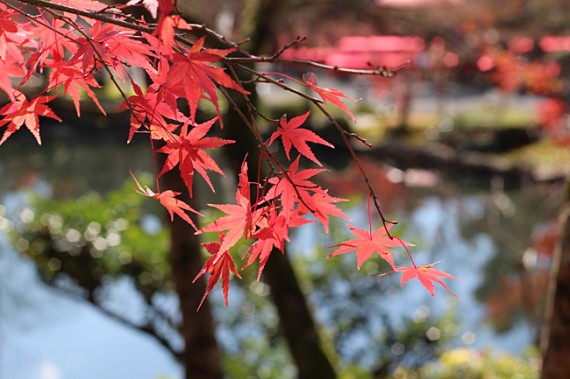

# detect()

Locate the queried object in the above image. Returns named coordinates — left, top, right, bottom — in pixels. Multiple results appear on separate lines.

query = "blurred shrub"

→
left=392, top=347, right=540, bottom=379
left=9, top=174, right=170, bottom=301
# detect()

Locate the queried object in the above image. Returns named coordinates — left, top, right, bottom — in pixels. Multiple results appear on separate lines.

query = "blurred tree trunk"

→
left=219, top=1, right=337, bottom=378
left=162, top=168, right=224, bottom=379
left=395, top=72, right=412, bottom=133
left=223, top=86, right=338, bottom=379
left=263, top=251, right=337, bottom=379
left=540, top=181, right=570, bottom=379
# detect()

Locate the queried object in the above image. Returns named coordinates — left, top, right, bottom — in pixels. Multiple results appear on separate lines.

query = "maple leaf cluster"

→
left=0, top=0, right=458, bottom=307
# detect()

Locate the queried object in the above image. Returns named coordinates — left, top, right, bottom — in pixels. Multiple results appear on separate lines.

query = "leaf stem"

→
left=367, top=192, right=373, bottom=239
left=394, top=236, right=416, bottom=269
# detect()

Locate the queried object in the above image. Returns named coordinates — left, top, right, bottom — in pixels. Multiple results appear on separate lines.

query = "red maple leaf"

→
left=199, top=161, right=259, bottom=258
left=156, top=190, right=200, bottom=229
left=268, top=111, right=333, bottom=166
left=131, top=172, right=201, bottom=230
left=119, top=82, right=183, bottom=142
left=48, top=59, right=106, bottom=117
left=24, top=18, right=79, bottom=73
left=395, top=263, right=460, bottom=299
left=157, top=14, right=191, bottom=51
left=0, top=92, right=61, bottom=145
left=157, top=117, right=234, bottom=197
left=304, top=73, right=356, bottom=122
left=328, top=224, right=413, bottom=269
left=297, top=190, right=349, bottom=233
left=0, top=8, right=17, bottom=37
left=71, top=21, right=153, bottom=79
left=0, top=54, right=25, bottom=101
left=265, top=156, right=327, bottom=218
left=166, top=37, right=249, bottom=123
left=243, top=206, right=288, bottom=280
left=193, top=233, right=242, bottom=310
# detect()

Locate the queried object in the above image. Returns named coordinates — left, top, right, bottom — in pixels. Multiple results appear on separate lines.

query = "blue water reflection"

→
left=0, top=139, right=562, bottom=378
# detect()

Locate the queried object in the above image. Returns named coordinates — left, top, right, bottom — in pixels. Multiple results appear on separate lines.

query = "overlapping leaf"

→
left=48, top=59, right=106, bottom=116
left=268, top=111, right=333, bottom=166
left=193, top=233, right=242, bottom=310
left=166, top=37, right=249, bottom=123
left=243, top=206, right=288, bottom=280
left=157, top=117, right=234, bottom=197
left=297, top=190, right=348, bottom=233
left=200, top=161, right=259, bottom=258
left=265, top=156, right=327, bottom=218
left=120, top=82, right=182, bottom=142
left=71, top=21, right=154, bottom=79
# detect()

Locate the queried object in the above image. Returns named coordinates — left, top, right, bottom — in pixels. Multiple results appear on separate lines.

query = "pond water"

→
left=0, top=135, right=563, bottom=378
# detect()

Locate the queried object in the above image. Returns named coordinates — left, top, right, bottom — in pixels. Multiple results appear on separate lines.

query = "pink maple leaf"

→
left=297, top=190, right=349, bottom=233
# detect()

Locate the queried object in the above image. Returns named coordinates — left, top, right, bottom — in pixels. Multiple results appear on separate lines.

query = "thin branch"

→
left=312, top=100, right=397, bottom=230
left=269, top=36, right=308, bottom=59
left=229, top=56, right=398, bottom=77
left=236, top=64, right=323, bottom=104
left=11, top=0, right=401, bottom=79
left=219, top=84, right=319, bottom=215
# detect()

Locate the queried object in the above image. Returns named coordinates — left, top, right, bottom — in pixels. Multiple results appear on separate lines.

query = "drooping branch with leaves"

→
left=0, top=0, right=458, bottom=309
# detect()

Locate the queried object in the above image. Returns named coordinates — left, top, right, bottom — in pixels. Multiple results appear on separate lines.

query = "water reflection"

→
left=0, top=141, right=182, bottom=379
left=299, top=162, right=561, bottom=370
left=0, top=139, right=563, bottom=378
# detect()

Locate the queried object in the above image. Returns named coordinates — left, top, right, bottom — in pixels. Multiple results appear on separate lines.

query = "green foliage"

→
left=452, top=107, right=536, bottom=130
left=392, top=347, right=540, bottom=379
left=223, top=339, right=295, bottom=379
left=9, top=175, right=170, bottom=300
left=506, top=140, right=570, bottom=173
